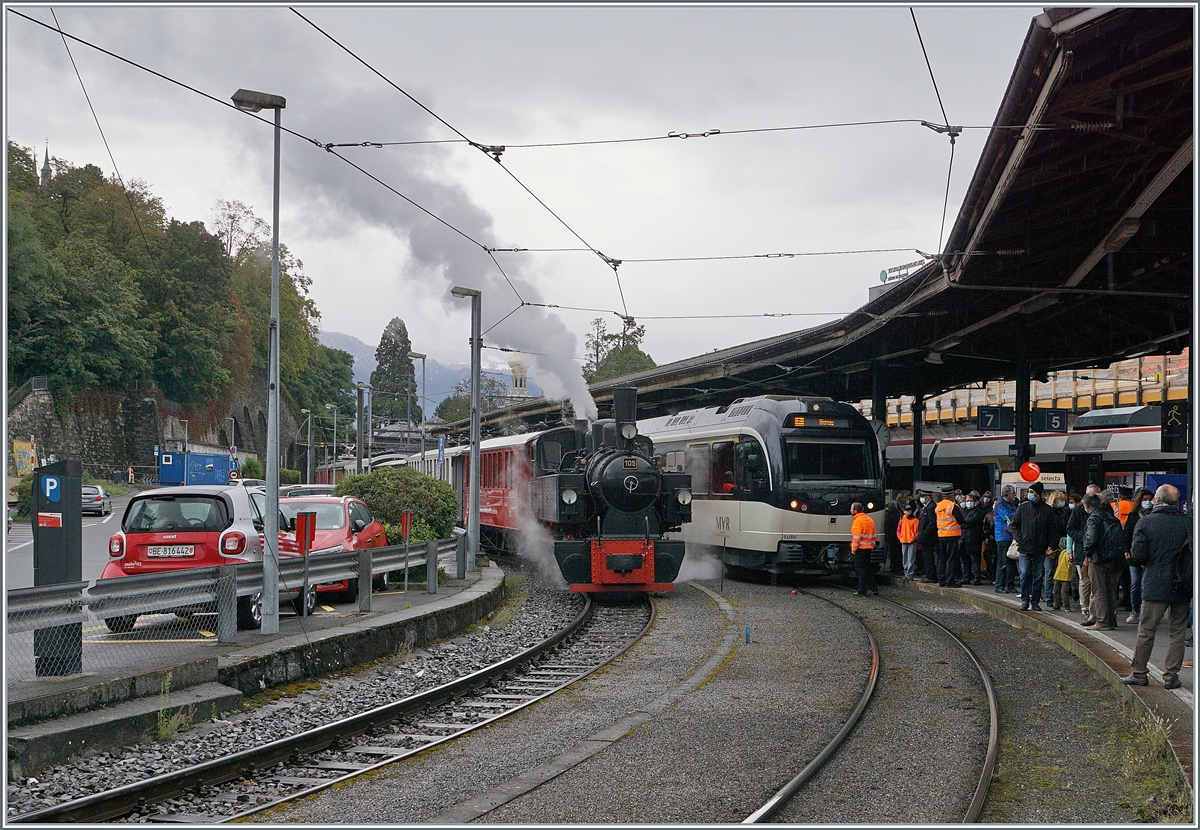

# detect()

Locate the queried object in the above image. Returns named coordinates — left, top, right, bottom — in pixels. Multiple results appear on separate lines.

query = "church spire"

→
left=39, top=143, right=51, bottom=189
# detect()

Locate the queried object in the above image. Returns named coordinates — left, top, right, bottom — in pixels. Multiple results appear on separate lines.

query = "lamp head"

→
left=301, top=408, right=310, bottom=414
left=450, top=286, right=481, bottom=299
left=409, top=352, right=426, bottom=360
left=325, top=403, right=336, bottom=411
left=231, top=88, right=286, bottom=112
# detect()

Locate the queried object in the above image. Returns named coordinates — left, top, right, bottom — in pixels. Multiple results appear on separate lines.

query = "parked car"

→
left=81, top=484, right=112, bottom=516
left=280, top=484, right=336, bottom=498
left=101, top=485, right=312, bottom=632
left=280, top=496, right=388, bottom=599
left=238, top=479, right=267, bottom=489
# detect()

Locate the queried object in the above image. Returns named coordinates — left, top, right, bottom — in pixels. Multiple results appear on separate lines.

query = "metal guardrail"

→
left=7, top=375, right=48, bottom=412
left=6, top=536, right=465, bottom=651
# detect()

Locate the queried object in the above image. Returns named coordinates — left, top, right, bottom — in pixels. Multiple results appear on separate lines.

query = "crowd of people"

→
left=878, top=481, right=1193, bottom=689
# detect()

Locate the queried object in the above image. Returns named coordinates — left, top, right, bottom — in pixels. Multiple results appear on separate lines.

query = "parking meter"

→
left=32, top=459, right=83, bottom=675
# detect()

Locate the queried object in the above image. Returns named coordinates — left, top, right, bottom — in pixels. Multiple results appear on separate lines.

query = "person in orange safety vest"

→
left=850, top=502, right=878, bottom=597
left=935, top=492, right=967, bottom=588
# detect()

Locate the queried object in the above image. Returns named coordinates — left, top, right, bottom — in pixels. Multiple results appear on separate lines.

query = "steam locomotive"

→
left=383, top=386, right=692, bottom=592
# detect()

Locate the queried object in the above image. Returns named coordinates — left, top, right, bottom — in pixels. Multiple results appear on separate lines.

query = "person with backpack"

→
left=1081, top=491, right=1124, bottom=630
left=1069, top=485, right=1101, bottom=623
left=1121, top=484, right=1192, bottom=689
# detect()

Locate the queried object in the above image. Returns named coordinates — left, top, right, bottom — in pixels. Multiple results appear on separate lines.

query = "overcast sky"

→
left=6, top=3, right=1039, bottom=411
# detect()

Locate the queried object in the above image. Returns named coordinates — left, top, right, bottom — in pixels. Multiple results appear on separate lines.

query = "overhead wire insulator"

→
left=470, top=142, right=506, bottom=161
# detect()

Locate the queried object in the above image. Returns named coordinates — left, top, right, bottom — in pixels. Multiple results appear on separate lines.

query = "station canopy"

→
left=447, top=7, right=1192, bottom=433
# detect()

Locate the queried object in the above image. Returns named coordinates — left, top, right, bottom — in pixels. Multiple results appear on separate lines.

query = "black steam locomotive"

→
left=530, top=387, right=693, bottom=592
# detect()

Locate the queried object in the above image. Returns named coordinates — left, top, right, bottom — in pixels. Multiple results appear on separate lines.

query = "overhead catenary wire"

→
left=910, top=7, right=957, bottom=256
left=289, top=6, right=631, bottom=317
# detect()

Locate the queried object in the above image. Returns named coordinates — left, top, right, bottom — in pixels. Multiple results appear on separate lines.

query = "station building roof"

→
left=442, top=7, right=1191, bottom=434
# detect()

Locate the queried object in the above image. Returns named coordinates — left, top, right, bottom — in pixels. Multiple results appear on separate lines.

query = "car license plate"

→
left=147, top=544, right=195, bottom=557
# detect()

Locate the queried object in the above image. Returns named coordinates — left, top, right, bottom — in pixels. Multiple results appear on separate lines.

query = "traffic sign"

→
left=400, top=510, right=413, bottom=544
left=1162, top=399, right=1189, bottom=454
left=978, top=406, right=1014, bottom=431
left=438, top=435, right=445, bottom=464
left=41, top=476, right=61, bottom=503
left=229, top=469, right=240, bottom=480
left=229, top=445, right=237, bottom=456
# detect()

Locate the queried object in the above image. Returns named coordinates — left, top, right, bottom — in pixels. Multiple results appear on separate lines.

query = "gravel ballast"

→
left=887, top=590, right=1146, bottom=823
left=5, top=569, right=581, bottom=819
left=772, top=585, right=990, bottom=823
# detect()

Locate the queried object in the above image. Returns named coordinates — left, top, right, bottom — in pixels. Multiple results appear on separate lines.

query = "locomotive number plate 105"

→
left=622, top=458, right=638, bottom=469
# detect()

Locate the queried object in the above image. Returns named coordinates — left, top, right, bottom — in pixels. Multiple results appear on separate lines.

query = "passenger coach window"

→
left=711, top=442, right=736, bottom=494
left=685, top=445, right=711, bottom=495
left=737, top=438, right=770, bottom=494
left=664, top=451, right=685, bottom=472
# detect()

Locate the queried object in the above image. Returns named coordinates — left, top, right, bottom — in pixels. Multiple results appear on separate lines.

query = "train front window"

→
left=783, top=438, right=878, bottom=485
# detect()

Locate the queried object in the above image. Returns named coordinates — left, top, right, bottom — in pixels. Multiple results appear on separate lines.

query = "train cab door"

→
left=708, top=440, right=741, bottom=546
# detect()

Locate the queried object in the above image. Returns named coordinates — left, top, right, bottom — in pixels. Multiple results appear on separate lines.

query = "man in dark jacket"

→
left=884, top=495, right=904, bottom=574
left=1121, top=484, right=1192, bottom=688
left=916, top=491, right=940, bottom=583
left=1009, top=481, right=1055, bottom=611
left=1081, top=492, right=1124, bottom=630
left=960, top=491, right=987, bottom=585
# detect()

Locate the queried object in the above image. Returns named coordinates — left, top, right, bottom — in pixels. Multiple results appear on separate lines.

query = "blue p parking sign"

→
left=41, top=475, right=61, bottom=503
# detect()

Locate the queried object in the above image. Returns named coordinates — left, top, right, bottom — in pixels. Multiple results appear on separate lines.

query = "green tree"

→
left=433, top=374, right=509, bottom=423
left=370, top=318, right=422, bottom=424
left=582, top=316, right=655, bottom=383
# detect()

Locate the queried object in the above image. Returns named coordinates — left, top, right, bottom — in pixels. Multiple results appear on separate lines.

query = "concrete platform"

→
left=6, top=562, right=506, bottom=778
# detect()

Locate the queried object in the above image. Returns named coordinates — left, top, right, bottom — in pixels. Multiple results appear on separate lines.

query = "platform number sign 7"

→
left=977, top=406, right=1014, bottom=432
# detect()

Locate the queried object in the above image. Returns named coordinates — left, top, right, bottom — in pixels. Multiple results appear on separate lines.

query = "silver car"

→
left=82, top=484, right=112, bottom=516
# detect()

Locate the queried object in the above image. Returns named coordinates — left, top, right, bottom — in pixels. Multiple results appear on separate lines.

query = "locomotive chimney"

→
left=612, top=386, right=638, bottom=449
left=574, top=419, right=589, bottom=457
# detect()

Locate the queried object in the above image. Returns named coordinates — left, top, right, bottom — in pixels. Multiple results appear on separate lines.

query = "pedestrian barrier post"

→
left=357, top=549, right=372, bottom=613
left=427, top=540, right=438, bottom=594
left=456, top=534, right=466, bottom=579
left=216, top=565, right=237, bottom=644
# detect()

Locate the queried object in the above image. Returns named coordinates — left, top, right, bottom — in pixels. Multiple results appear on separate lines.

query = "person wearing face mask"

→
left=993, top=485, right=1019, bottom=593
left=980, top=495, right=996, bottom=583
left=1122, top=487, right=1155, bottom=625
left=935, top=489, right=967, bottom=588
left=1009, top=481, right=1055, bottom=611
left=915, top=491, right=940, bottom=583
left=1082, top=491, right=1124, bottom=630
left=960, top=491, right=987, bottom=585
left=1122, top=484, right=1192, bottom=689
left=1068, top=485, right=1101, bottom=623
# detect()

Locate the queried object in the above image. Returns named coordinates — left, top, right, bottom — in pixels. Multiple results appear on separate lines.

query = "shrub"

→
left=280, top=468, right=300, bottom=485
left=239, top=457, right=264, bottom=479
left=12, top=473, right=33, bottom=518
left=336, top=466, right=457, bottom=542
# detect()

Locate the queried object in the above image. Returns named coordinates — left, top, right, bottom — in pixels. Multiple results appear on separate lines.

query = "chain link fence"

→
left=6, top=573, right=231, bottom=684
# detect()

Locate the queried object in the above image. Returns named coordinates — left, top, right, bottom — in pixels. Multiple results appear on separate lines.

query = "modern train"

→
left=380, top=387, right=692, bottom=592
left=639, top=395, right=887, bottom=577
left=884, top=405, right=1187, bottom=499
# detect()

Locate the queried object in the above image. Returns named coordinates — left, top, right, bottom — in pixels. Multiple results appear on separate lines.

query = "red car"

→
left=102, top=485, right=310, bottom=631
left=280, top=496, right=388, bottom=599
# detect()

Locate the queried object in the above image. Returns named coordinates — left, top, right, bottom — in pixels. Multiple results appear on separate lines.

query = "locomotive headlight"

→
left=866, top=501, right=875, bottom=510
left=561, top=489, right=578, bottom=505
left=620, top=423, right=638, bottom=440
left=676, top=488, right=692, bottom=505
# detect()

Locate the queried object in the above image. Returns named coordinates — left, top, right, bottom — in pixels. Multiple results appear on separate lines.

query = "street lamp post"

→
left=325, top=404, right=338, bottom=485
left=300, top=409, right=313, bottom=484
left=450, top=286, right=481, bottom=571
left=355, top=383, right=372, bottom=475
left=232, top=87, right=286, bottom=635
left=365, top=386, right=374, bottom=472
left=410, top=352, right=426, bottom=471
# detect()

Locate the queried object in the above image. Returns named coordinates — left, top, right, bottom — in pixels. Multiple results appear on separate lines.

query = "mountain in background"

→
left=319, top=330, right=540, bottom=412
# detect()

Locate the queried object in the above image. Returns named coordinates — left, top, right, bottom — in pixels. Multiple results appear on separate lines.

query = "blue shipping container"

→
left=157, top=452, right=235, bottom=486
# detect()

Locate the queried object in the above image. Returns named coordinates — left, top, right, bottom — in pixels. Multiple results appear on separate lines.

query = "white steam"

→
left=514, top=506, right=569, bottom=590
left=674, top=544, right=722, bottom=582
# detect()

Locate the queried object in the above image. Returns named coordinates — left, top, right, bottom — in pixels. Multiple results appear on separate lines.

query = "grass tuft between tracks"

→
left=471, top=574, right=527, bottom=631
left=1118, top=712, right=1192, bottom=822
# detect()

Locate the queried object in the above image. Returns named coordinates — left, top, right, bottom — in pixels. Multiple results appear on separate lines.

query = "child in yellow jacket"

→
left=1053, top=547, right=1074, bottom=612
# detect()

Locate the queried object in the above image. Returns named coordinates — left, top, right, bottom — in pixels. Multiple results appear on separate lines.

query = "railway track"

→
left=12, top=594, right=654, bottom=824
left=745, top=585, right=999, bottom=823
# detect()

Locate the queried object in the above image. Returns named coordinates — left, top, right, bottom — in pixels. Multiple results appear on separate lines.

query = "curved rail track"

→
left=13, top=595, right=654, bottom=824
left=745, top=585, right=999, bottom=823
